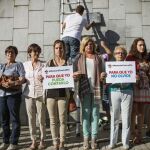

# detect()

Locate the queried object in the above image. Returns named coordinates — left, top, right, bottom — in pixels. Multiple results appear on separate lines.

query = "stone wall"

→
left=0, top=0, right=60, bottom=63
left=0, top=0, right=150, bottom=124
left=0, top=0, right=150, bottom=63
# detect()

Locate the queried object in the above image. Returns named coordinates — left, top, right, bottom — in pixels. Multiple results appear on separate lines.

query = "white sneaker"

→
left=122, top=145, right=129, bottom=150
left=7, top=144, right=17, bottom=150
left=0, top=143, right=9, bottom=150
left=106, top=144, right=116, bottom=149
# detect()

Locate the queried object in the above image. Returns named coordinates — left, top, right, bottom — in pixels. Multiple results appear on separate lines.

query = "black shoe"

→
left=146, top=130, right=150, bottom=137
left=59, top=147, right=65, bottom=150
left=76, top=133, right=81, bottom=137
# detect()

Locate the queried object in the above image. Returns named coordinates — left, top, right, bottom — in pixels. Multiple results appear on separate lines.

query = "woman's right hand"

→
left=100, top=72, right=107, bottom=81
left=73, top=71, right=81, bottom=80
left=2, top=81, right=10, bottom=88
left=37, top=75, right=44, bottom=82
left=136, top=74, right=140, bottom=81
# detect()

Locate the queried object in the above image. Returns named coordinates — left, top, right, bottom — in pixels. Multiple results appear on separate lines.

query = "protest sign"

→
left=105, top=61, right=136, bottom=83
left=42, top=65, right=74, bottom=89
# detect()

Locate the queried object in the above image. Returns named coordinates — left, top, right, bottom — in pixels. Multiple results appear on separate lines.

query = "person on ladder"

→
left=62, top=4, right=95, bottom=136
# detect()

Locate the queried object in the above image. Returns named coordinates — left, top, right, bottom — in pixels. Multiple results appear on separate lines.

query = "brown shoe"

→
left=0, top=143, right=9, bottom=150
left=38, top=140, right=46, bottom=150
left=29, top=142, right=37, bottom=150
left=53, top=144, right=59, bottom=150
left=59, top=142, right=65, bottom=150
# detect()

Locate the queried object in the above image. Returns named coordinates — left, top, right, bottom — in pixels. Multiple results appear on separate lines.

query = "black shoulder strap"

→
left=46, top=59, right=53, bottom=67
left=0, top=64, right=6, bottom=78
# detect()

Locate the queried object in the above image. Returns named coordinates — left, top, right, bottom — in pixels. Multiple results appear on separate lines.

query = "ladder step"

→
left=61, top=12, right=75, bottom=15
left=62, top=2, right=79, bottom=4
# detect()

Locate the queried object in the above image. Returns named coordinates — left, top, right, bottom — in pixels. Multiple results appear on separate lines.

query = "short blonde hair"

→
left=80, top=36, right=96, bottom=54
left=113, top=46, right=127, bottom=56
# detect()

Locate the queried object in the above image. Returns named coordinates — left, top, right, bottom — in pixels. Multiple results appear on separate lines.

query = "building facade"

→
left=0, top=0, right=150, bottom=63
left=0, top=0, right=150, bottom=124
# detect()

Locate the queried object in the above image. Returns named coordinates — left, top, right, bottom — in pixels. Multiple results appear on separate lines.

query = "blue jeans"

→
left=82, top=93, right=100, bottom=138
left=62, top=36, right=80, bottom=62
left=0, top=93, right=21, bottom=145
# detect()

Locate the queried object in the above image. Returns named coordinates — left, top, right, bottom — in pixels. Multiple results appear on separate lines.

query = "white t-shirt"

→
left=86, top=58, right=95, bottom=92
left=62, top=13, right=88, bottom=41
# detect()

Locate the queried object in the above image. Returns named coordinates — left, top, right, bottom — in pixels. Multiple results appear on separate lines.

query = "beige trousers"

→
left=47, top=98, right=67, bottom=145
left=25, top=97, right=46, bottom=141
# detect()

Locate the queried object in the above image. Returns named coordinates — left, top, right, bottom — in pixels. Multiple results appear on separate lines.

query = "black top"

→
left=46, top=59, right=67, bottom=98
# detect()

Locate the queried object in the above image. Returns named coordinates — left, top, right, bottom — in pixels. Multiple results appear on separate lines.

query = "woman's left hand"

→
left=100, top=72, right=107, bottom=81
left=37, top=75, right=44, bottom=82
left=8, top=80, right=16, bottom=87
left=2, top=81, right=11, bottom=88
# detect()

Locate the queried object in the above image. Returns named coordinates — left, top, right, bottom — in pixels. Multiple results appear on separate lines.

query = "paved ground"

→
left=1, top=124, right=150, bottom=150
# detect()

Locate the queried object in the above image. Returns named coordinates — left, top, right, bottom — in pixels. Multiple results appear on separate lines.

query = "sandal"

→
left=29, top=143, right=37, bottom=150
left=38, top=143, right=46, bottom=150
left=83, top=138, right=89, bottom=150
left=91, top=138, right=97, bottom=149
left=132, top=136, right=142, bottom=144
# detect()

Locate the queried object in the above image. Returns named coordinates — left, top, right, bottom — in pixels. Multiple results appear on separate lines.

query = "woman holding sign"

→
left=107, top=46, right=133, bottom=150
left=46, top=40, right=68, bottom=150
left=73, top=36, right=105, bottom=150
left=126, top=38, right=150, bottom=144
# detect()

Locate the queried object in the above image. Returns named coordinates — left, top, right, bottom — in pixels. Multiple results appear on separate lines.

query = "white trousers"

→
left=110, top=90, right=133, bottom=147
left=25, top=97, right=46, bottom=141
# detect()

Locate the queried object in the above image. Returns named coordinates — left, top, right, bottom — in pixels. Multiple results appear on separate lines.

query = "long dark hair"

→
left=129, top=37, right=147, bottom=59
left=53, top=40, right=66, bottom=59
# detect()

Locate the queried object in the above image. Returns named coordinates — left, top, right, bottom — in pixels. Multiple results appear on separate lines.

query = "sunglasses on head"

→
left=114, top=52, right=125, bottom=55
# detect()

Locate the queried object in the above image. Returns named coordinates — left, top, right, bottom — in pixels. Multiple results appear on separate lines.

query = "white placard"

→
left=106, top=61, right=136, bottom=83
left=42, top=65, right=74, bottom=89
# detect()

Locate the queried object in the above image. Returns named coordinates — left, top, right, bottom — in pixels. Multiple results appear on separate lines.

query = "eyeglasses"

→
left=114, top=52, right=126, bottom=55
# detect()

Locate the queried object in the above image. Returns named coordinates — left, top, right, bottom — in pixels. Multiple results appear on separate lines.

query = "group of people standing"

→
left=0, top=4, right=150, bottom=150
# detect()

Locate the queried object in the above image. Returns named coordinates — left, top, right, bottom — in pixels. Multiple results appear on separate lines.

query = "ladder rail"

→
left=60, top=0, right=64, bottom=37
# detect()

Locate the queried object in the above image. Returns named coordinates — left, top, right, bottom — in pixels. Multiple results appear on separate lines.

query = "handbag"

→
left=68, top=95, right=77, bottom=112
left=0, top=75, right=21, bottom=92
left=68, top=98, right=77, bottom=112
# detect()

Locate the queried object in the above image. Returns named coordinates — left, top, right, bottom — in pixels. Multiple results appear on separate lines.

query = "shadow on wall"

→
left=82, top=0, right=120, bottom=54
left=104, top=30, right=120, bottom=52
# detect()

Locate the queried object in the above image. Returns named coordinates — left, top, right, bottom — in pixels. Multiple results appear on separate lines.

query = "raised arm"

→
left=100, top=41, right=112, bottom=58
left=85, top=21, right=95, bottom=30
